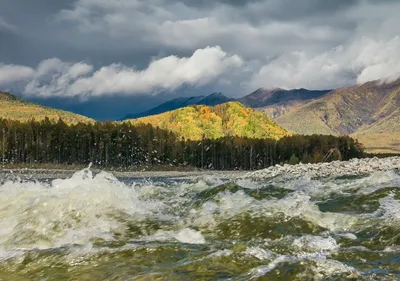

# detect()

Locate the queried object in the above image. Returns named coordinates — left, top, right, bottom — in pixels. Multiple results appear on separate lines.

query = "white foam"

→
left=373, top=194, right=400, bottom=220
left=292, top=235, right=339, bottom=252
left=249, top=255, right=291, bottom=279
left=0, top=169, right=165, bottom=250
left=244, top=247, right=275, bottom=260
left=355, top=171, right=400, bottom=195
left=150, top=228, right=206, bottom=244
left=190, top=189, right=363, bottom=233
left=174, top=228, right=206, bottom=244
left=311, top=259, right=357, bottom=279
left=207, top=249, right=232, bottom=258
left=383, top=245, right=400, bottom=252
left=338, top=233, right=358, bottom=240
left=248, top=254, right=357, bottom=279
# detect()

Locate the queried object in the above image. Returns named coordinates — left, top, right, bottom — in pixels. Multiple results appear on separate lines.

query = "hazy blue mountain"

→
left=122, top=92, right=234, bottom=119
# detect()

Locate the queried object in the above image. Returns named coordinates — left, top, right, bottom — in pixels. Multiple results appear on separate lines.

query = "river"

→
left=0, top=157, right=399, bottom=280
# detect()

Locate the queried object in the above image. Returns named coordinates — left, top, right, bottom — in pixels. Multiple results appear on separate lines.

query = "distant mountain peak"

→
left=238, top=87, right=330, bottom=108
left=256, top=87, right=285, bottom=92
left=122, top=92, right=235, bottom=120
left=207, top=92, right=224, bottom=96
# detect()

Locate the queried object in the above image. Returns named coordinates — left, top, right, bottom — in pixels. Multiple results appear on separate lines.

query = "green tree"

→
left=288, top=154, right=300, bottom=165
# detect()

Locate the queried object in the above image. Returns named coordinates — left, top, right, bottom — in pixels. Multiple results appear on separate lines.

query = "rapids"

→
left=0, top=157, right=399, bottom=280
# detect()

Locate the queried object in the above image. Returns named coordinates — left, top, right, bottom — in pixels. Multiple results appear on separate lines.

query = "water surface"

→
left=0, top=166, right=399, bottom=280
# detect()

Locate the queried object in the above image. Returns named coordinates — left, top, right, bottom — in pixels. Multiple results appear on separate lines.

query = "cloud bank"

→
left=2, top=36, right=400, bottom=98
left=250, top=36, right=400, bottom=90
left=0, top=46, right=242, bottom=98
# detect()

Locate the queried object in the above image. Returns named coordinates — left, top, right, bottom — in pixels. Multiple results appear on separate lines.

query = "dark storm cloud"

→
left=0, top=0, right=163, bottom=68
left=0, top=0, right=74, bottom=65
left=168, top=0, right=260, bottom=8
left=172, top=0, right=360, bottom=24
left=263, top=0, right=359, bottom=18
left=0, top=0, right=361, bottom=66
left=175, top=0, right=357, bottom=10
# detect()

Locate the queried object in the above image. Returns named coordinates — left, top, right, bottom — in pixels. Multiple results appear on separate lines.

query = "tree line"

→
left=0, top=118, right=365, bottom=170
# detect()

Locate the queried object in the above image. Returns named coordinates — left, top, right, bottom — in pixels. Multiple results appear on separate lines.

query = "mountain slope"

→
left=239, top=88, right=330, bottom=107
left=239, top=88, right=330, bottom=118
left=275, top=79, right=400, bottom=135
left=356, top=85, right=400, bottom=135
left=352, top=133, right=400, bottom=154
left=125, top=102, right=291, bottom=140
left=122, top=92, right=234, bottom=120
left=0, top=91, right=93, bottom=124
left=264, top=79, right=400, bottom=153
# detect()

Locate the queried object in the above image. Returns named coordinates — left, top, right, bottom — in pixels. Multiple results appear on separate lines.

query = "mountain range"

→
left=121, top=79, right=399, bottom=153
left=121, top=89, right=329, bottom=120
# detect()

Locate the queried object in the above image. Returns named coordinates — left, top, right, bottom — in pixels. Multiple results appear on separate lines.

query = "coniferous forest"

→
left=0, top=118, right=365, bottom=170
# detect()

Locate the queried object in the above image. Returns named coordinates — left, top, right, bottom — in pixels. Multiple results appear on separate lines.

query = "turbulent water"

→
left=0, top=158, right=400, bottom=281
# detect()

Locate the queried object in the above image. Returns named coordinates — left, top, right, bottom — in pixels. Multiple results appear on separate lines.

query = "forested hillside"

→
left=126, top=102, right=290, bottom=140
left=0, top=91, right=93, bottom=125
left=0, top=91, right=367, bottom=169
left=0, top=118, right=364, bottom=170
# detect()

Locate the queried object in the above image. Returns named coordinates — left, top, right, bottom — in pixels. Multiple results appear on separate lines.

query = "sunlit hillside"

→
left=0, top=91, right=94, bottom=124
left=265, top=79, right=400, bottom=153
left=126, top=102, right=291, bottom=140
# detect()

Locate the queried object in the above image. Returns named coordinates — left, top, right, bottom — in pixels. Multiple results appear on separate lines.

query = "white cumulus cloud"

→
left=0, top=64, right=34, bottom=84
left=69, top=46, right=242, bottom=97
left=1, top=46, right=242, bottom=98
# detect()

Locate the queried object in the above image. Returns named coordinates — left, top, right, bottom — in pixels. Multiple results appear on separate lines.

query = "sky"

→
left=1, top=0, right=400, bottom=120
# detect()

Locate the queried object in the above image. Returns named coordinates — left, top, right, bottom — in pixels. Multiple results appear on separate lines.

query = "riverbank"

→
left=1, top=157, right=399, bottom=180
left=247, top=156, right=400, bottom=180
left=0, top=166, right=246, bottom=180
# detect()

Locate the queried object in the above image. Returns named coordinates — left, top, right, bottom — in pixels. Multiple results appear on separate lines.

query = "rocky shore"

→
left=246, top=157, right=400, bottom=180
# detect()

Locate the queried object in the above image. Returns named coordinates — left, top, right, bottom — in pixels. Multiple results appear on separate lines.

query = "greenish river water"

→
left=0, top=167, right=399, bottom=280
